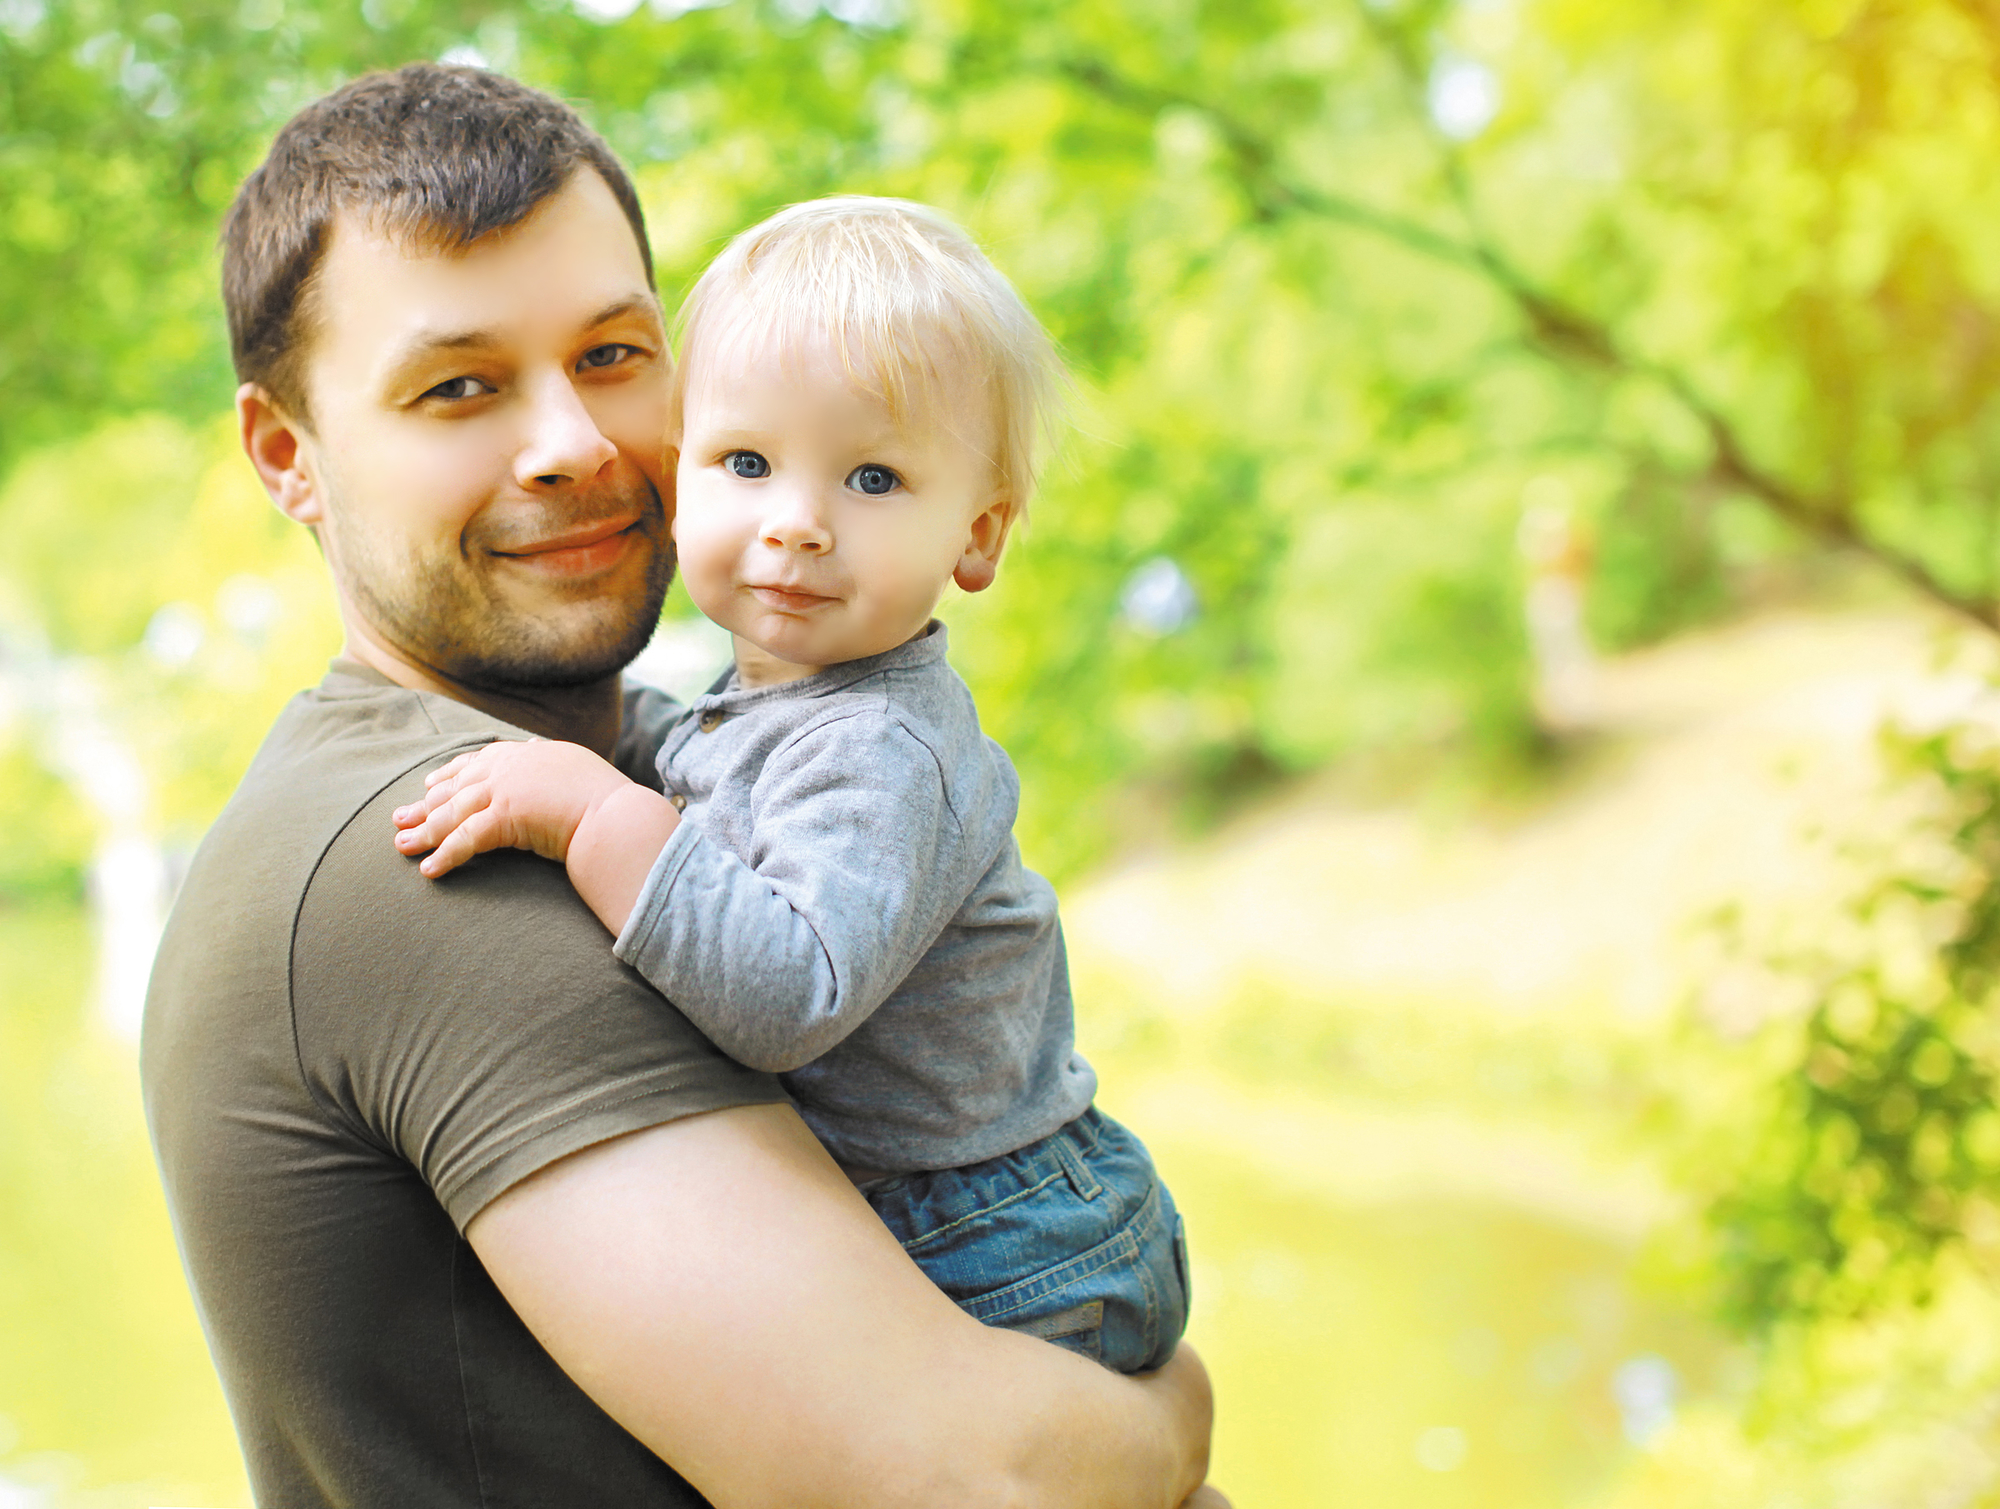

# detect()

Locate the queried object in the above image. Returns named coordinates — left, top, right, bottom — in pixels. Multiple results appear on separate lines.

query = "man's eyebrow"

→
left=392, top=325, right=502, bottom=362
left=389, top=295, right=661, bottom=367
left=582, top=294, right=661, bottom=330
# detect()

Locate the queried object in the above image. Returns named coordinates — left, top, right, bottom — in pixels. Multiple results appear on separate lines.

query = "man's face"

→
left=293, top=170, right=672, bottom=691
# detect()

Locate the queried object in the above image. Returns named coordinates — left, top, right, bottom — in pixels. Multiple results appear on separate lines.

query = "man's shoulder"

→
left=158, top=665, right=507, bottom=956
left=148, top=662, right=784, bottom=1231
left=145, top=666, right=530, bottom=1114
left=244, top=663, right=522, bottom=810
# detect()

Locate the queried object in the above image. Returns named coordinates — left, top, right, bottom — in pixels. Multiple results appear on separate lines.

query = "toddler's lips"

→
left=748, top=584, right=837, bottom=612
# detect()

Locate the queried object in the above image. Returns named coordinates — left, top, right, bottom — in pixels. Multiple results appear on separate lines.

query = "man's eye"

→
left=846, top=464, right=901, bottom=496
left=725, top=451, right=771, bottom=479
left=421, top=376, right=493, bottom=402
left=578, top=343, right=637, bottom=371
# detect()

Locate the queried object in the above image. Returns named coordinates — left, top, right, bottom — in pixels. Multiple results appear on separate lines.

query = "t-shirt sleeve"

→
left=611, top=709, right=970, bottom=1074
left=290, top=754, right=787, bottom=1231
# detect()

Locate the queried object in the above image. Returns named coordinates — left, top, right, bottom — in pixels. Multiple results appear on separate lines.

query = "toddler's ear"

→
left=953, top=497, right=1017, bottom=594
left=953, top=557, right=997, bottom=593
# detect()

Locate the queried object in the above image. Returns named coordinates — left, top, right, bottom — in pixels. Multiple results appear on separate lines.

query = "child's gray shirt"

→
left=614, top=622, right=1097, bottom=1174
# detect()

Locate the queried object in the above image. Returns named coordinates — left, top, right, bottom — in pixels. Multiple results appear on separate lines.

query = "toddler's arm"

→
left=613, top=710, right=986, bottom=1073
left=392, top=740, right=679, bottom=938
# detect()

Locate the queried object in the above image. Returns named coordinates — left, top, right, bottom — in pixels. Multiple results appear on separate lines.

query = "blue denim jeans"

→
left=861, top=1107, right=1189, bottom=1373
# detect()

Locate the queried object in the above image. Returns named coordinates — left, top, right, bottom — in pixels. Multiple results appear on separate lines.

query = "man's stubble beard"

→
left=338, top=478, right=675, bottom=693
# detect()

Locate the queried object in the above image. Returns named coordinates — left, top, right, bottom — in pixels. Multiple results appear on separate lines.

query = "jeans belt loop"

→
left=1053, top=1130, right=1103, bottom=1201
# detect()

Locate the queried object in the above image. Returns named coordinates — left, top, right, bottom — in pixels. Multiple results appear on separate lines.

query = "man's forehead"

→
left=311, top=171, right=657, bottom=362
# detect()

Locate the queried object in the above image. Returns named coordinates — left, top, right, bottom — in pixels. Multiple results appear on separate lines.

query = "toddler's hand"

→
left=391, top=739, right=634, bottom=879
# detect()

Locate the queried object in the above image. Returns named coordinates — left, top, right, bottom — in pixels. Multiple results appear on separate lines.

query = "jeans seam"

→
left=896, top=1165, right=1069, bottom=1253
left=969, top=1179, right=1166, bottom=1326
left=971, top=1221, right=1143, bottom=1324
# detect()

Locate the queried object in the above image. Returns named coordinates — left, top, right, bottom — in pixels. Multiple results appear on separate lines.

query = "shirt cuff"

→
left=612, top=813, right=706, bottom=973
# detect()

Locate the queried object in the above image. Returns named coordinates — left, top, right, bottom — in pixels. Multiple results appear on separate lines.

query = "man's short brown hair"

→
left=222, top=63, right=653, bottom=421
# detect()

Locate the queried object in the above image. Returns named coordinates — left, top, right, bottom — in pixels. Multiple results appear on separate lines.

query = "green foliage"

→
left=1701, top=715, right=2000, bottom=1333
left=1511, top=0, right=2000, bottom=623
left=0, top=746, right=92, bottom=902
left=1586, top=470, right=1730, bottom=652
left=0, top=416, right=210, bottom=656
left=14, top=3, right=2000, bottom=862
left=32, top=0, right=2000, bottom=871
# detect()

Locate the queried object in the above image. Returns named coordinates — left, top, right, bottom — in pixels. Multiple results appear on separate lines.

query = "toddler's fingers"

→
left=394, top=773, right=469, bottom=829
left=396, top=783, right=493, bottom=865
left=424, top=750, right=481, bottom=788
left=418, top=806, right=503, bottom=878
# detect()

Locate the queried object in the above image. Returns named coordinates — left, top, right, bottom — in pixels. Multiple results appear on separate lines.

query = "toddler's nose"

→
left=760, top=494, right=833, bottom=553
left=765, top=529, right=828, bottom=552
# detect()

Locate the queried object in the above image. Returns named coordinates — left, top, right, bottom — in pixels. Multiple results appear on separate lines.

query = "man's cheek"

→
left=598, top=385, right=672, bottom=477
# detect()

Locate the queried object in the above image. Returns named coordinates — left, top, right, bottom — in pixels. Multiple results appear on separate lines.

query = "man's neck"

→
left=341, top=624, right=625, bottom=758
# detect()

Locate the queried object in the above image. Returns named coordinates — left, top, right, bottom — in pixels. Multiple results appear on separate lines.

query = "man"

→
left=142, top=63, right=1216, bottom=1507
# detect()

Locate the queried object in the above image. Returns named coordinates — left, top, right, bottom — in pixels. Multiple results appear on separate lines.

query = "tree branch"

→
left=1056, top=51, right=2000, bottom=635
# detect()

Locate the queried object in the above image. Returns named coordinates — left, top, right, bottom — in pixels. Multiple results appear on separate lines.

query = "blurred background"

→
left=12, top=0, right=2000, bottom=1503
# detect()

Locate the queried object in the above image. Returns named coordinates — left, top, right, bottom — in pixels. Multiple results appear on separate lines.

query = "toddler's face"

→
left=673, top=333, right=1010, bottom=685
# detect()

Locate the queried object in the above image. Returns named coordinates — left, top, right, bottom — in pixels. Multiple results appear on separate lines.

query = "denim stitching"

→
left=896, top=1165, right=1069, bottom=1253
left=968, top=1178, right=1166, bottom=1325
left=1052, top=1132, right=1104, bottom=1201
left=970, top=1222, right=1142, bottom=1324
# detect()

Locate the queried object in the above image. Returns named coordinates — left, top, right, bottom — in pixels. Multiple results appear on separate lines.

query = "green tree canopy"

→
left=10, top=0, right=2000, bottom=873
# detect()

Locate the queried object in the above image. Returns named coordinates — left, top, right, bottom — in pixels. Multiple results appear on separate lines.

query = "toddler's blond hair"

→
left=669, top=196, right=1066, bottom=512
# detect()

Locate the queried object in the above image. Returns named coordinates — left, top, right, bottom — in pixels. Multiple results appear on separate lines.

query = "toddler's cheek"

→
left=676, top=549, right=742, bottom=632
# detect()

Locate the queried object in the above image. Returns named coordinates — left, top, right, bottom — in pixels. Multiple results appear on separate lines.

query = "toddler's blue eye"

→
left=847, top=464, right=900, bottom=496
left=725, top=451, right=770, bottom=479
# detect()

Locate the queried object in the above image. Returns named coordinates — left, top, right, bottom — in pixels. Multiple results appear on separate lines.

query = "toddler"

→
left=394, top=197, right=1188, bottom=1373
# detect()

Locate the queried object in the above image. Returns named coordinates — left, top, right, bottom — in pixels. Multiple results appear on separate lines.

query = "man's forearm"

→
left=469, top=1103, right=1209, bottom=1509
left=971, top=1334, right=1212, bottom=1509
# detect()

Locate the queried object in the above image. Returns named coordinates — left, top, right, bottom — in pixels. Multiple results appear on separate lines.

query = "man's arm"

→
left=468, top=1101, right=1213, bottom=1509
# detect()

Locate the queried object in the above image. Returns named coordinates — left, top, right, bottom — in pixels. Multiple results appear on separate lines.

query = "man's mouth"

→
left=491, top=517, right=641, bottom=578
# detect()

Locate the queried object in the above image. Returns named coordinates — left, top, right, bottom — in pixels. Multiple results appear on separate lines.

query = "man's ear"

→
left=952, top=496, right=1019, bottom=594
left=237, top=382, right=323, bottom=527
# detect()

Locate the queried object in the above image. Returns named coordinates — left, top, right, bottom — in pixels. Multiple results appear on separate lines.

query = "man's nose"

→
left=760, top=488, right=833, bottom=554
left=513, top=373, right=618, bottom=489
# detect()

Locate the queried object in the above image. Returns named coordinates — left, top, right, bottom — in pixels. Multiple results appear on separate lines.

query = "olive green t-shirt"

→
left=142, top=662, right=787, bottom=1507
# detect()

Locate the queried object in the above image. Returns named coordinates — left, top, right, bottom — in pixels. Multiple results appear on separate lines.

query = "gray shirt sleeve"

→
left=612, top=708, right=972, bottom=1073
